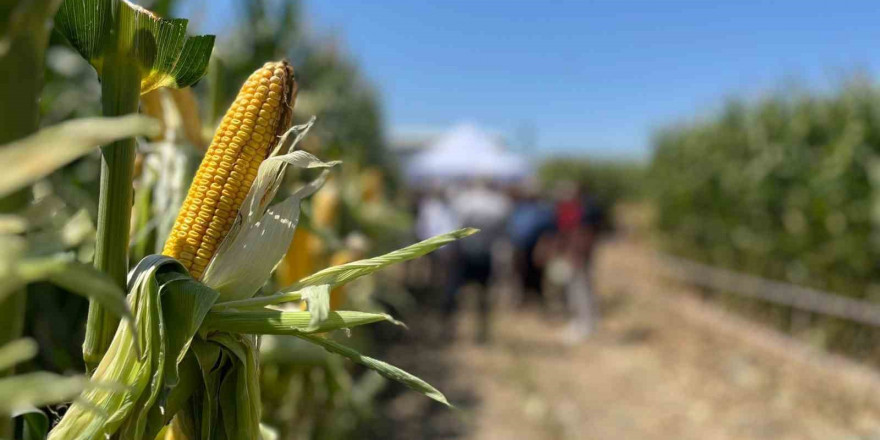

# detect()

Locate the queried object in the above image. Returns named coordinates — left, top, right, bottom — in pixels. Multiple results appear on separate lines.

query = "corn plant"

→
left=49, top=72, right=471, bottom=436
left=51, top=0, right=215, bottom=369
left=0, top=0, right=161, bottom=437
left=0, top=2, right=469, bottom=438
left=649, top=82, right=880, bottom=354
left=0, top=114, right=159, bottom=439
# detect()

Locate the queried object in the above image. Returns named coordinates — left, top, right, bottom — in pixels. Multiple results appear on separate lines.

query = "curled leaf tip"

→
left=383, top=314, right=408, bottom=329
left=458, top=227, right=480, bottom=237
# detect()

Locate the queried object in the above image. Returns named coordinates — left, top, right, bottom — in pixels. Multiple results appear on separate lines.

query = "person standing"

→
left=551, top=182, right=603, bottom=342
left=507, top=181, right=556, bottom=307
left=415, top=188, right=460, bottom=305
left=448, top=180, right=512, bottom=344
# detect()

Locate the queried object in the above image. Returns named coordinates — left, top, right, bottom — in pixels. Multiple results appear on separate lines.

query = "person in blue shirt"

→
left=507, top=181, right=556, bottom=308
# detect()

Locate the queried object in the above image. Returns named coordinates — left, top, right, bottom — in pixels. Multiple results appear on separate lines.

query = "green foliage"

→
left=52, top=0, right=216, bottom=370
left=15, top=408, right=50, bottom=440
left=49, top=225, right=465, bottom=439
left=0, top=372, right=85, bottom=416
left=0, top=0, right=438, bottom=437
left=0, top=0, right=62, bottom=143
left=0, top=339, right=84, bottom=417
left=55, top=0, right=215, bottom=94
left=49, top=256, right=219, bottom=440
left=284, top=228, right=478, bottom=292
left=538, top=157, right=645, bottom=205
left=297, top=334, right=451, bottom=407
left=0, top=115, right=159, bottom=198
left=648, top=81, right=880, bottom=350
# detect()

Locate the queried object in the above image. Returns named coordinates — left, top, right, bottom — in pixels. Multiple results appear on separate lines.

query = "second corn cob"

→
left=162, top=61, right=297, bottom=279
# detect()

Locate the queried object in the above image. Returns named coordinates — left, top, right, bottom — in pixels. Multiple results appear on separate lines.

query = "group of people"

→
left=413, top=179, right=606, bottom=344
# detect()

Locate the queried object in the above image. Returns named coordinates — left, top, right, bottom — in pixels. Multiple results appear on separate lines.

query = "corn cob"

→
left=163, top=61, right=297, bottom=279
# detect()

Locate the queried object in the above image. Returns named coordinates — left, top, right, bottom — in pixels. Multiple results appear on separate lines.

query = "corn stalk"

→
left=84, top=4, right=143, bottom=369
left=52, top=0, right=215, bottom=370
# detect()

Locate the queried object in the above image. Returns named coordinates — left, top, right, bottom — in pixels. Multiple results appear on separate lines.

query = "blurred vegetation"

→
left=648, top=79, right=880, bottom=358
left=198, top=0, right=390, bottom=170
left=537, top=157, right=645, bottom=206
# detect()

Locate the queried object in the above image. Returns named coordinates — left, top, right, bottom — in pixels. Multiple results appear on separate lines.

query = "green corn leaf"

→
left=50, top=257, right=164, bottom=439
left=0, top=252, right=137, bottom=343
left=8, top=254, right=138, bottom=355
left=260, top=423, right=279, bottom=440
left=0, top=373, right=86, bottom=416
left=214, top=228, right=479, bottom=312
left=211, top=290, right=303, bottom=311
left=14, top=407, right=50, bottom=440
left=54, top=0, right=215, bottom=94
left=49, top=255, right=220, bottom=440
left=175, top=334, right=262, bottom=440
left=201, top=309, right=391, bottom=335
left=155, top=274, right=219, bottom=389
left=119, top=269, right=219, bottom=439
left=0, top=115, right=160, bottom=198
left=212, top=334, right=261, bottom=440
left=297, top=334, right=452, bottom=407
left=21, top=255, right=135, bottom=329
left=282, top=228, right=478, bottom=292
left=0, top=339, right=38, bottom=373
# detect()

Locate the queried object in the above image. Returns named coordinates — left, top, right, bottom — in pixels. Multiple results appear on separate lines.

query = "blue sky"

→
left=182, top=1, right=880, bottom=159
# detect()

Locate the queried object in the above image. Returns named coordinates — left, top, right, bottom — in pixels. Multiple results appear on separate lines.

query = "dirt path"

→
left=379, top=237, right=880, bottom=440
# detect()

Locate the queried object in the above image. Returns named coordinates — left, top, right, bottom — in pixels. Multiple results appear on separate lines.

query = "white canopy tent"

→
left=405, top=124, right=531, bottom=185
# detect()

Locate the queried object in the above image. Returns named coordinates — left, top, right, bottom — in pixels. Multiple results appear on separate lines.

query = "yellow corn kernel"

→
left=163, top=61, right=297, bottom=279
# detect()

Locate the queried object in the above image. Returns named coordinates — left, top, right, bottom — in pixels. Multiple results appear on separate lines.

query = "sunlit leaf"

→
left=0, top=115, right=159, bottom=198
left=297, top=334, right=452, bottom=407
left=49, top=256, right=219, bottom=440
left=212, top=228, right=478, bottom=312
left=283, top=228, right=478, bottom=292
left=0, top=339, right=38, bottom=373
left=260, top=423, right=279, bottom=440
left=0, top=373, right=86, bottom=415
left=201, top=309, right=391, bottom=335
left=17, top=254, right=134, bottom=328
left=54, top=0, right=215, bottom=94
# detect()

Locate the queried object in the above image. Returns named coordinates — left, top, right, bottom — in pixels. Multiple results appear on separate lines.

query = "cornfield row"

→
left=649, top=80, right=880, bottom=357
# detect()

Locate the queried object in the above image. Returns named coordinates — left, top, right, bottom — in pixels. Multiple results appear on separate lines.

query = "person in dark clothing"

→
left=507, top=183, right=556, bottom=306
left=445, top=181, right=511, bottom=344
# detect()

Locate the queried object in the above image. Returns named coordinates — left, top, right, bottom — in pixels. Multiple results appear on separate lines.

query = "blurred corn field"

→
left=649, top=79, right=880, bottom=360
